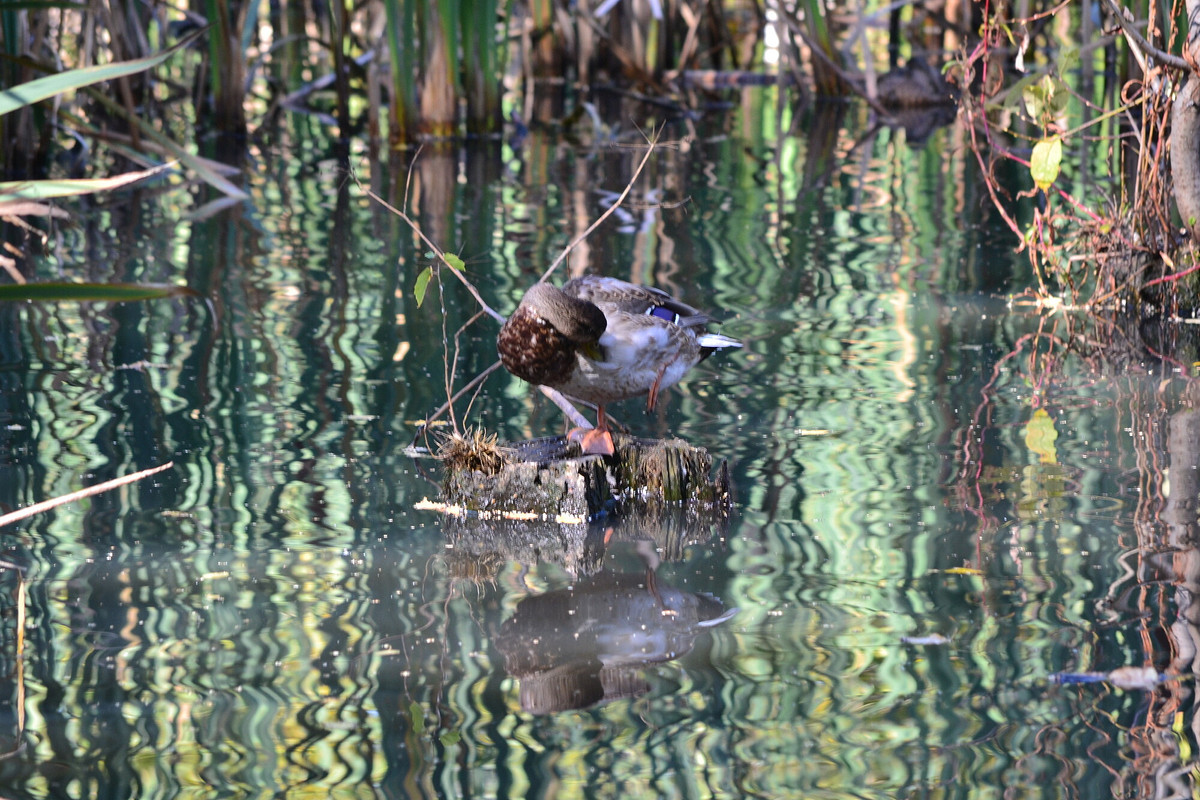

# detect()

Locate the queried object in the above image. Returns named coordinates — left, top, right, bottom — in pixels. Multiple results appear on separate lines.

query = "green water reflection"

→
left=0, top=98, right=1189, bottom=798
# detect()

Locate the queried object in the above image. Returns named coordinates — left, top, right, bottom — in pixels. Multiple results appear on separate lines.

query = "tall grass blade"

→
left=83, top=89, right=249, bottom=198
left=0, top=28, right=205, bottom=116
left=462, top=0, right=503, bottom=133
left=417, top=0, right=459, bottom=136
left=801, top=0, right=848, bottom=96
left=383, top=0, right=418, bottom=143
left=0, top=163, right=174, bottom=200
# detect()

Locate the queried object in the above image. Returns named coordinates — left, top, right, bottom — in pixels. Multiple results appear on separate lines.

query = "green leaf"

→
left=439, top=730, right=461, bottom=746
left=1022, top=73, right=1069, bottom=122
left=414, top=266, right=433, bottom=307
left=1048, top=76, right=1069, bottom=116
left=443, top=253, right=464, bottom=272
left=1030, top=137, right=1062, bottom=192
left=998, top=73, right=1040, bottom=113
left=0, top=282, right=199, bottom=303
left=1057, top=46, right=1080, bottom=76
left=1023, top=75, right=1050, bottom=120
left=0, top=28, right=205, bottom=117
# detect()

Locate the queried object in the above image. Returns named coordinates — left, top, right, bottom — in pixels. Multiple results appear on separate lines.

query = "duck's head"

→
left=519, top=283, right=607, bottom=344
left=498, top=283, right=607, bottom=386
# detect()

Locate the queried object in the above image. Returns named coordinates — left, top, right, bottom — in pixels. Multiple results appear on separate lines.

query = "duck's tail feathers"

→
left=697, top=332, right=742, bottom=350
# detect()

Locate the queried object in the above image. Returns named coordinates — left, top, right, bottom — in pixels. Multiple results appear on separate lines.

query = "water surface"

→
left=0, top=97, right=1190, bottom=799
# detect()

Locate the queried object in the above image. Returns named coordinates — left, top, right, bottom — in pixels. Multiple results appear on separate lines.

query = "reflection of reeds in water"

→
left=0, top=0, right=981, bottom=188
left=441, top=549, right=505, bottom=587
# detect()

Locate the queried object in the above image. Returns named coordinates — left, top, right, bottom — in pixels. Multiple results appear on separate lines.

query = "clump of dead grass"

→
left=436, top=427, right=511, bottom=475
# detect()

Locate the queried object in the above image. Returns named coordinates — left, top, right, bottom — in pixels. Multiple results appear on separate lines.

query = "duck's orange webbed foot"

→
left=568, top=426, right=616, bottom=456
left=568, top=406, right=615, bottom=456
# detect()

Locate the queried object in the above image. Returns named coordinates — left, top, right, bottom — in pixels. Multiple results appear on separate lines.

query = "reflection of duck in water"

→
left=497, top=276, right=741, bottom=455
left=496, top=542, right=738, bottom=714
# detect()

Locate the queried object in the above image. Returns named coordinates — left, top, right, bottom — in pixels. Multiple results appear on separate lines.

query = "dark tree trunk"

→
left=1172, top=1, right=1200, bottom=241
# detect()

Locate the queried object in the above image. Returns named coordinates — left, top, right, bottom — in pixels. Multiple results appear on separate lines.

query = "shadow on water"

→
left=3, top=94, right=1200, bottom=797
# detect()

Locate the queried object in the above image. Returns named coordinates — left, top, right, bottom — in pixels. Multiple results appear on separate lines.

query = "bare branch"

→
left=539, top=128, right=662, bottom=283
left=1102, top=0, right=1189, bottom=71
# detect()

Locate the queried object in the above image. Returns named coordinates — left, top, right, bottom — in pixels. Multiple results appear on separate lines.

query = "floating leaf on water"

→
left=440, top=730, right=462, bottom=746
left=1024, top=407, right=1058, bottom=464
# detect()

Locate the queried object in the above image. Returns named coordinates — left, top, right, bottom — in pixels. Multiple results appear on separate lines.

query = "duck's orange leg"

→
left=647, top=364, right=669, bottom=412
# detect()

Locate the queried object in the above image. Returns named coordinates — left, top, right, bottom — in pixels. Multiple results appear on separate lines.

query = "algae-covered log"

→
left=417, top=433, right=732, bottom=574
left=440, top=433, right=730, bottom=521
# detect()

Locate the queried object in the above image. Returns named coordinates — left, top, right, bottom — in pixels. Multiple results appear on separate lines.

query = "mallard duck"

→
left=497, top=275, right=741, bottom=455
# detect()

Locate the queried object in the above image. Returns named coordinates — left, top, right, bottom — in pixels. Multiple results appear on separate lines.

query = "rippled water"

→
left=0, top=97, right=1193, bottom=798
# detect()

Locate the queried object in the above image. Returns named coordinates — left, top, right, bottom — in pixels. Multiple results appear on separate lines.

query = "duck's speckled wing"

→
left=562, top=276, right=712, bottom=328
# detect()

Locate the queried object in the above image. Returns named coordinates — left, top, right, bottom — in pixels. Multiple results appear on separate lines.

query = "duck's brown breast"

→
left=497, top=307, right=579, bottom=387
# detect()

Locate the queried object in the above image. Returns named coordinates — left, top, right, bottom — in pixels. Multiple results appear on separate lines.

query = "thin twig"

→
left=411, top=361, right=504, bottom=450
left=539, top=127, right=662, bottom=283
left=410, top=363, right=593, bottom=451
left=361, top=182, right=506, bottom=323
left=436, top=266, right=457, bottom=431
left=1143, top=258, right=1200, bottom=288
left=0, top=461, right=174, bottom=528
left=1101, top=0, right=1189, bottom=71
left=403, top=143, right=423, bottom=216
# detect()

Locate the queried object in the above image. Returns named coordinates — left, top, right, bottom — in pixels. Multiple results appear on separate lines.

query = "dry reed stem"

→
left=0, top=461, right=174, bottom=529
